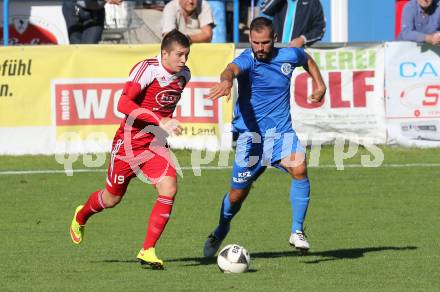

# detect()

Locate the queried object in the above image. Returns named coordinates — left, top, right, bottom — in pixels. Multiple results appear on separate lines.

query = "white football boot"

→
left=289, top=231, right=310, bottom=251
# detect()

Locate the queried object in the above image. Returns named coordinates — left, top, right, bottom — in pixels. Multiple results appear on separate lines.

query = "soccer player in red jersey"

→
left=69, top=30, right=191, bottom=270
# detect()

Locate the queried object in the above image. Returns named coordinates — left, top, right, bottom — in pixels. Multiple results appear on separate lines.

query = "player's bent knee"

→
left=102, top=189, right=122, bottom=208
left=288, top=164, right=307, bottom=180
left=155, top=177, right=177, bottom=198
left=229, top=188, right=249, bottom=204
left=292, top=168, right=307, bottom=180
left=105, top=196, right=122, bottom=208
left=159, top=186, right=177, bottom=198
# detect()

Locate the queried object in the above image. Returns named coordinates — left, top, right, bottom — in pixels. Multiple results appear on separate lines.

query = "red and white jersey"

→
left=115, top=55, right=191, bottom=147
left=129, top=55, right=190, bottom=117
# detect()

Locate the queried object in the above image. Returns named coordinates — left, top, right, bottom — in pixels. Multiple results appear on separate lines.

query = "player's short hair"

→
left=249, top=17, right=275, bottom=37
left=161, top=29, right=190, bottom=52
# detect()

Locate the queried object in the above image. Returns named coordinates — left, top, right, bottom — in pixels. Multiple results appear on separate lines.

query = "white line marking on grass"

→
left=0, top=166, right=231, bottom=175
left=312, top=163, right=440, bottom=168
left=1, top=163, right=440, bottom=175
left=0, top=169, right=106, bottom=175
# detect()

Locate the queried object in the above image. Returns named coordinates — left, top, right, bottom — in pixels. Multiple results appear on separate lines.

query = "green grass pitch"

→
left=1, top=146, right=440, bottom=291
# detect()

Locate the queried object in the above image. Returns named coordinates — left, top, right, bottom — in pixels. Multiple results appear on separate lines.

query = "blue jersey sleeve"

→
left=292, top=48, right=307, bottom=67
left=232, top=49, right=253, bottom=74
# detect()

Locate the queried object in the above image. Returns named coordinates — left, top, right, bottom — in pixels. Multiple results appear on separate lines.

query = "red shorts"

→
left=105, top=138, right=176, bottom=196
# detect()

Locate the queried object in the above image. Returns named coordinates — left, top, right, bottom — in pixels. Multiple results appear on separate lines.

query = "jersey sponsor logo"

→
left=281, top=63, right=292, bottom=75
left=232, top=176, right=250, bottom=183
left=155, top=89, right=181, bottom=109
left=232, top=171, right=252, bottom=183
left=237, top=171, right=251, bottom=178
left=232, top=177, right=248, bottom=183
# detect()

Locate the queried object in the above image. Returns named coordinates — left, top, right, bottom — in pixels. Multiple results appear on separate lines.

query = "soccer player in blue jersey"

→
left=203, top=17, right=326, bottom=257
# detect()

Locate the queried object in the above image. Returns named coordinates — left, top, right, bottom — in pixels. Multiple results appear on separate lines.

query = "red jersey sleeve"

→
left=117, top=60, right=160, bottom=125
left=128, top=59, right=156, bottom=88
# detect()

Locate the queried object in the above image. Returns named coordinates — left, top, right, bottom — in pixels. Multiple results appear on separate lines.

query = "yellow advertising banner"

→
left=0, top=44, right=235, bottom=153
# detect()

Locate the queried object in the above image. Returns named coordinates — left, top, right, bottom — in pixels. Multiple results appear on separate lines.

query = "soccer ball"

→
left=217, top=244, right=251, bottom=273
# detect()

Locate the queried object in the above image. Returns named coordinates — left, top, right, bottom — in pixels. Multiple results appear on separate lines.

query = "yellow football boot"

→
left=137, top=248, right=164, bottom=270
left=69, top=205, right=85, bottom=245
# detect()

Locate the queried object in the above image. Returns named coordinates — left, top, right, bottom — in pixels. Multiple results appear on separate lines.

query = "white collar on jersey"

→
left=155, top=54, right=182, bottom=88
left=156, top=54, right=172, bottom=76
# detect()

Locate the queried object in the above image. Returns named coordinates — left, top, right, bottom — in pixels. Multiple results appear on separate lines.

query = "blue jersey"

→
left=232, top=47, right=306, bottom=135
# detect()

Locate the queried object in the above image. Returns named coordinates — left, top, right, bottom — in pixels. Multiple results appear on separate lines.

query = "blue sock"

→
left=214, top=193, right=242, bottom=239
left=290, top=178, right=310, bottom=233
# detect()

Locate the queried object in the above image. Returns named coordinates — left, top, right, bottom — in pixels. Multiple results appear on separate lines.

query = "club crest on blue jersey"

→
left=281, top=63, right=292, bottom=75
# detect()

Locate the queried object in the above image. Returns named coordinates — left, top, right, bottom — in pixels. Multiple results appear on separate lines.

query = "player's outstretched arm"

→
left=303, top=53, right=326, bottom=103
left=207, top=63, right=240, bottom=100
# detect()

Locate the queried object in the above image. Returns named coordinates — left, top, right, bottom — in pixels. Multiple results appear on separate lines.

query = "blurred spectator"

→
left=161, top=0, right=215, bottom=43
left=260, top=0, right=325, bottom=47
left=63, top=0, right=123, bottom=44
left=399, top=0, right=440, bottom=45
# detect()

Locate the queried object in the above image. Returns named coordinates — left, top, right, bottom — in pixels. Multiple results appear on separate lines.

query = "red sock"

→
left=76, top=190, right=106, bottom=225
left=143, top=195, right=174, bottom=249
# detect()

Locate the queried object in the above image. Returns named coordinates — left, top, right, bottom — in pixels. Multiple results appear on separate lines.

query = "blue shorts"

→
left=231, top=130, right=305, bottom=189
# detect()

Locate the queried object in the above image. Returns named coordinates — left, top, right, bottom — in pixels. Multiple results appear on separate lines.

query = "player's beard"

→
left=253, top=45, right=274, bottom=62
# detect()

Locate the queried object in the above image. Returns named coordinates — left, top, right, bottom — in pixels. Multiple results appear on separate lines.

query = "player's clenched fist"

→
left=307, top=86, right=326, bottom=103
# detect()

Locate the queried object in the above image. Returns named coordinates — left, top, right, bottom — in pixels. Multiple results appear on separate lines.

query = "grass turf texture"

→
left=1, top=146, right=440, bottom=291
